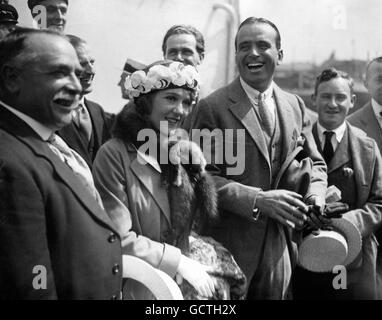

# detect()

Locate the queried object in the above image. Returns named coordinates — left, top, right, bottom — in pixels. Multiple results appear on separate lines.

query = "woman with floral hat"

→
left=92, top=60, right=246, bottom=300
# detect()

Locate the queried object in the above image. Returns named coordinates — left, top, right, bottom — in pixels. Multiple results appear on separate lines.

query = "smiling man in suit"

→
left=0, top=28, right=122, bottom=299
left=187, top=17, right=328, bottom=299
left=58, top=35, right=114, bottom=168
left=297, top=68, right=382, bottom=299
left=348, top=56, right=382, bottom=153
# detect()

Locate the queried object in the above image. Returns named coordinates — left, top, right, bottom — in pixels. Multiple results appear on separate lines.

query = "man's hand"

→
left=255, top=190, right=309, bottom=229
left=305, top=205, right=332, bottom=230
left=324, top=202, right=349, bottom=219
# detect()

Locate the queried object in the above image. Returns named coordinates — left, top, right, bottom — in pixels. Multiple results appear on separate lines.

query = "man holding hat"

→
left=28, top=0, right=68, bottom=33
left=293, top=68, right=382, bottom=299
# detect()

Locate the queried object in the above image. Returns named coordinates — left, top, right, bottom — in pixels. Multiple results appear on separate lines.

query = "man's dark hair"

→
left=235, top=17, right=281, bottom=51
left=28, top=0, right=69, bottom=10
left=162, top=24, right=205, bottom=59
left=314, top=67, right=354, bottom=96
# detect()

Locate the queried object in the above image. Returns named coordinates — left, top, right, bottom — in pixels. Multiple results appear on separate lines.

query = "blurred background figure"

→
left=118, top=58, right=146, bottom=101
left=0, top=0, right=18, bottom=34
left=162, top=24, right=205, bottom=68
left=28, top=0, right=68, bottom=33
left=348, top=57, right=382, bottom=153
left=58, top=34, right=114, bottom=169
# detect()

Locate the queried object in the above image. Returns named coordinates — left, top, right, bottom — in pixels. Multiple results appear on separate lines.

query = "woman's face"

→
left=149, top=88, right=194, bottom=136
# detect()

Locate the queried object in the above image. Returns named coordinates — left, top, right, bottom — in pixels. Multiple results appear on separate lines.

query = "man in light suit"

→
left=58, top=35, right=114, bottom=168
left=348, top=56, right=382, bottom=153
left=294, top=68, right=382, bottom=299
left=187, top=17, right=328, bottom=299
left=0, top=28, right=122, bottom=299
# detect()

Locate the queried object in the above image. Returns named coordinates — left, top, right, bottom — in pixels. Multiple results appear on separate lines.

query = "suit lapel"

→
left=58, top=121, right=92, bottom=166
left=228, top=78, right=270, bottom=166
left=130, top=150, right=171, bottom=225
left=362, top=102, right=382, bottom=147
left=347, top=124, right=371, bottom=204
left=312, top=123, right=322, bottom=153
left=0, top=106, right=118, bottom=232
left=85, top=99, right=103, bottom=148
left=273, top=85, right=296, bottom=159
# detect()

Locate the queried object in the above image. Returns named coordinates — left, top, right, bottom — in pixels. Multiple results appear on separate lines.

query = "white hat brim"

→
left=331, top=217, right=362, bottom=266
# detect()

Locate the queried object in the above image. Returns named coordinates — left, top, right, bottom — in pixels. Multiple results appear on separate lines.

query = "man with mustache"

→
left=58, top=35, right=114, bottom=168
left=28, top=0, right=68, bottom=33
left=187, top=17, right=328, bottom=299
left=0, top=28, right=122, bottom=299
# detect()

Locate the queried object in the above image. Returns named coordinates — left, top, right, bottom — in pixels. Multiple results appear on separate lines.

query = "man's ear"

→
left=0, top=64, right=21, bottom=94
left=199, top=52, right=205, bottom=64
left=311, top=94, right=317, bottom=110
left=277, top=49, right=283, bottom=65
left=350, top=94, right=357, bottom=108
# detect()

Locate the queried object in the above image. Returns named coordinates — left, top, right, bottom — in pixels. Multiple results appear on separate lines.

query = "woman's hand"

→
left=177, top=255, right=215, bottom=298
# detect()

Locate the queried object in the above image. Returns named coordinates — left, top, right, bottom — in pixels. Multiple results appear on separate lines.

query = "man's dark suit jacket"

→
left=295, top=122, right=382, bottom=299
left=347, top=101, right=382, bottom=153
left=0, top=105, right=122, bottom=299
left=58, top=98, right=114, bottom=168
left=187, top=77, right=327, bottom=296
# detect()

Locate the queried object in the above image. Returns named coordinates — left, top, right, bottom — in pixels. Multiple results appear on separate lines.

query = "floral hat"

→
left=123, top=60, right=200, bottom=100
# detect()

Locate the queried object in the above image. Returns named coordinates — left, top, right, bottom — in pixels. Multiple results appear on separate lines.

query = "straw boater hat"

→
left=298, top=216, right=362, bottom=273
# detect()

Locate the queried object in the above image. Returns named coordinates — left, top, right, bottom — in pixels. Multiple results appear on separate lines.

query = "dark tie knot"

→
left=324, top=131, right=335, bottom=139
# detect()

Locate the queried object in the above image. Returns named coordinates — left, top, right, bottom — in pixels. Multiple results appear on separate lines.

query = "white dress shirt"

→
left=240, top=77, right=276, bottom=125
left=316, top=121, right=347, bottom=152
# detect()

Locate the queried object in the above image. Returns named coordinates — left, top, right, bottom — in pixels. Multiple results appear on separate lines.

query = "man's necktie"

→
left=48, top=134, right=103, bottom=208
left=73, top=104, right=92, bottom=142
left=323, top=131, right=335, bottom=164
left=258, top=93, right=275, bottom=137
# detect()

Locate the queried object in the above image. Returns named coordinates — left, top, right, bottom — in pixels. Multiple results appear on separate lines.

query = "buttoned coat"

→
left=312, top=122, right=382, bottom=299
left=58, top=98, right=114, bottom=168
left=92, top=138, right=182, bottom=279
left=187, top=77, right=327, bottom=292
left=0, top=106, right=122, bottom=300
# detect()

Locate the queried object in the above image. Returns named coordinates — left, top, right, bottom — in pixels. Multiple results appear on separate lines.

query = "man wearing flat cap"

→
left=0, top=2, right=18, bottom=32
left=28, top=0, right=68, bottom=33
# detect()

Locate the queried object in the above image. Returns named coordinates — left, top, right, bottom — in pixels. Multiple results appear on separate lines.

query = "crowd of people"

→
left=0, top=0, right=381, bottom=300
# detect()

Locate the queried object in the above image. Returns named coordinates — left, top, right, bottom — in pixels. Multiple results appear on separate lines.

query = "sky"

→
left=240, top=0, right=382, bottom=64
left=9, top=0, right=381, bottom=112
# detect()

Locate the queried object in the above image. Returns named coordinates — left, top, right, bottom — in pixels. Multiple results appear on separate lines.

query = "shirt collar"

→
left=0, top=100, right=54, bottom=141
left=371, top=98, right=382, bottom=118
left=317, top=121, right=347, bottom=144
left=240, top=77, right=274, bottom=103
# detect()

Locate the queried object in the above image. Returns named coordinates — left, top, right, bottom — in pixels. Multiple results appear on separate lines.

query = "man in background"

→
left=162, top=24, right=205, bottom=67
left=0, top=1, right=18, bottom=33
left=28, top=0, right=68, bottom=33
left=59, top=34, right=114, bottom=168
left=348, top=56, right=382, bottom=153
